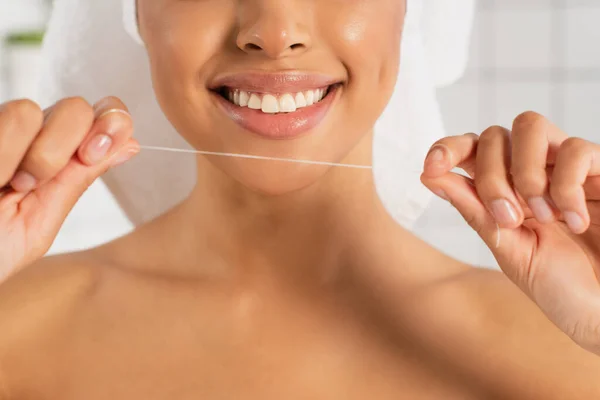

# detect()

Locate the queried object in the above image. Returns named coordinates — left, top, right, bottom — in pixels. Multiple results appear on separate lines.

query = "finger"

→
left=29, top=138, right=140, bottom=238
left=423, top=133, right=479, bottom=178
left=510, top=112, right=567, bottom=224
left=550, top=138, right=600, bottom=234
left=13, top=97, right=94, bottom=192
left=77, top=96, right=134, bottom=166
left=0, top=99, right=44, bottom=187
left=421, top=172, right=507, bottom=250
left=546, top=166, right=600, bottom=201
left=474, top=126, right=524, bottom=229
left=421, top=171, right=538, bottom=294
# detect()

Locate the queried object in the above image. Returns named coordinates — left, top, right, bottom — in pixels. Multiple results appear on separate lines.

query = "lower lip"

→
left=212, top=86, right=339, bottom=140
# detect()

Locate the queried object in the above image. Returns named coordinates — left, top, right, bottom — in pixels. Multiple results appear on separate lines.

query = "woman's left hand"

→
left=421, top=111, right=600, bottom=356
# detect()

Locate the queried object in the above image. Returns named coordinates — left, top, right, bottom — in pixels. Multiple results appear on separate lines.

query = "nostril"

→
left=240, top=40, right=306, bottom=56
left=245, top=43, right=262, bottom=51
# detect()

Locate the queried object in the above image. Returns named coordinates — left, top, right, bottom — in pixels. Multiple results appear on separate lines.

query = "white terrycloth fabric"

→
left=39, top=0, right=475, bottom=229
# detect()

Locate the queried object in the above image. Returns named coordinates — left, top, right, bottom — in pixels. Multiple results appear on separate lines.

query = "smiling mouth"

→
left=209, top=72, right=342, bottom=138
left=215, top=85, right=339, bottom=114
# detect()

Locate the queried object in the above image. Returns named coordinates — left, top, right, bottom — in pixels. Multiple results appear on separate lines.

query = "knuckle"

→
left=513, top=111, right=545, bottom=131
left=479, top=125, right=508, bottom=143
left=56, top=96, right=93, bottom=116
left=53, top=97, right=95, bottom=128
left=100, top=95, right=128, bottom=110
left=431, top=136, right=456, bottom=149
left=1, top=99, right=43, bottom=128
left=549, top=182, right=578, bottom=205
left=461, top=132, right=480, bottom=145
left=559, top=137, right=588, bottom=158
left=430, top=133, right=478, bottom=154
left=511, top=171, right=547, bottom=196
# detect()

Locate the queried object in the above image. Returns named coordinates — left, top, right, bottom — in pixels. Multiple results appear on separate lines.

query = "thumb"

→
left=421, top=172, right=529, bottom=265
left=34, top=139, right=140, bottom=233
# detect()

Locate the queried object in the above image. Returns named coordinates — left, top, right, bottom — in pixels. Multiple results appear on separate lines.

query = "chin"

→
left=211, top=157, right=332, bottom=196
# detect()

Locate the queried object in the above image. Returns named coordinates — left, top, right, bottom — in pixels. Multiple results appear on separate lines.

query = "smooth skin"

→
left=0, top=0, right=600, bottom=398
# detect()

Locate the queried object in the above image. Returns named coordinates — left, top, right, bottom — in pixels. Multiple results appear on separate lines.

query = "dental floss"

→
left=138, top=145, right=375, bottom=170
left=495, top=223, right=501, bottom=248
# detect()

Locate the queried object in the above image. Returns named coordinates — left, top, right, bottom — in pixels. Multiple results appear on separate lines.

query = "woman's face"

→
left=138, top=0, right=405, bottom=194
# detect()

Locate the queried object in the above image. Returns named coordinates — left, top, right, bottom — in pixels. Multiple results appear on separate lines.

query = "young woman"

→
left=0, top=1, right=599, bottom=398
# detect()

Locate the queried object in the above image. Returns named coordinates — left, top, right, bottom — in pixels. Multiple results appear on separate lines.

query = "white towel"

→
left=38, top=0, right=475, bottom=229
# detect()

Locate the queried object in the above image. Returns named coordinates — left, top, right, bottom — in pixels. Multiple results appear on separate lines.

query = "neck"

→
left=138, top=133, right=398, bottom=284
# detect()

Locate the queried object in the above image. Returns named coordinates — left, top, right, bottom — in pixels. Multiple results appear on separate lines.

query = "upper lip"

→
left=209, top=71, right=342, bottom=93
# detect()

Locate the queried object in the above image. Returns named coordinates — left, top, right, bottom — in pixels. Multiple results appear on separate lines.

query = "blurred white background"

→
left=0, top=0, right=599, bottom=267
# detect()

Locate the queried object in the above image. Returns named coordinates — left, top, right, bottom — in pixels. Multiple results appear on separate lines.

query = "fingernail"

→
left=425, top=146, right=446, bottom=166
left=10, top=171, right=37, bottom=192
left=433, top=189, right=449, bottom=201
left=490, top=199, right=519, bottom=226
left=85, top=134, right=113, bottom=164
left=110, top=147, right=139, bottom=167
left=528, top=197, right=554, bottom=224
left=564, top=211, right=585, bottom=234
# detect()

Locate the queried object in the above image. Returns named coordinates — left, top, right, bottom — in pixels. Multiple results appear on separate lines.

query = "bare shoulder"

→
left=0, top=253, right=101, bottom=340
left=0, top=253, right=101, bottom=399
left=409, top=267, right=600, bottom=399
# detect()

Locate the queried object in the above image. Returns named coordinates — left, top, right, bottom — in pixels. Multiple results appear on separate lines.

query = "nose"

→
left=236, top=1, right=312, bottom=59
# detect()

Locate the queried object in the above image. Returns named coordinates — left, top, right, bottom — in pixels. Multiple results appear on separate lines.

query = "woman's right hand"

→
left=0, top=96, right=139, bottom=280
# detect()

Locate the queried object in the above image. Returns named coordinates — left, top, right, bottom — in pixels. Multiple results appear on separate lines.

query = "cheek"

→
left=330, top=1, right=403, bottom=63
left=325, top=2, right=403, bottom=127
left=144, top=5, right=233, bottom=117
left=357, top=8, right=402, bottom=83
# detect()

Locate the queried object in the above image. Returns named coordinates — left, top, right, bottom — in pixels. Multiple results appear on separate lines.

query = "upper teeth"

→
left=226, top=88, right=329, bottom=113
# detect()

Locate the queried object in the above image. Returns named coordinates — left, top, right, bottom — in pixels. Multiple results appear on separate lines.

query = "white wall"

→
left=0, top=0, right=49, bottom=98
left=0, top=0, right=47, bottom=30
